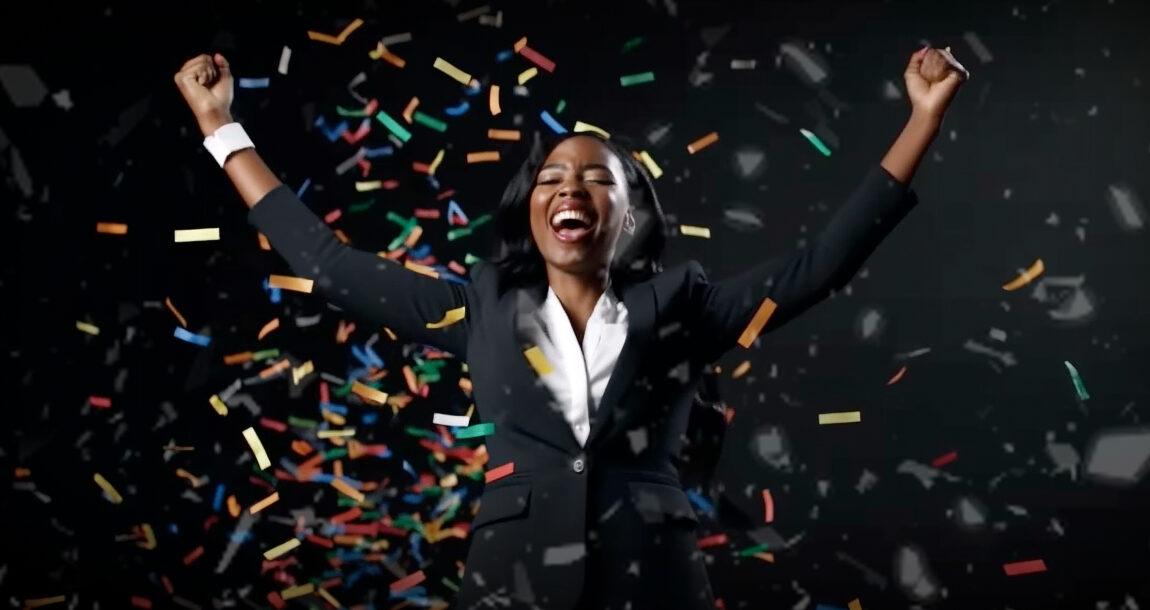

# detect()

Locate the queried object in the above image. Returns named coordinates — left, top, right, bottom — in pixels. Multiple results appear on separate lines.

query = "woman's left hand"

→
left=904, top=46, right=966, bottom=121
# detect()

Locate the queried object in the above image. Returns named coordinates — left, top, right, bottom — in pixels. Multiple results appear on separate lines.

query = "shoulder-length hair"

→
left=489, top=130, right=668, bottom=291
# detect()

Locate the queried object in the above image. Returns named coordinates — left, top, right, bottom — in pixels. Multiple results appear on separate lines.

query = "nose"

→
left=558, top=176, right=589, bottom=199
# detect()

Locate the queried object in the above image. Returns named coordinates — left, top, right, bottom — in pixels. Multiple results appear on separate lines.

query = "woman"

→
left=175, top=45, right=963, bottom=610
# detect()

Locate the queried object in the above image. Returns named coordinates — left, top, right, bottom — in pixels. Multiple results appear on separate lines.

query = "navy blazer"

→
left=248, top=163, right=919, bottom=609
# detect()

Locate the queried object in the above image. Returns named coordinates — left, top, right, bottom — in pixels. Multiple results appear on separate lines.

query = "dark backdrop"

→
left=4, top=0, right=1150, bottom=608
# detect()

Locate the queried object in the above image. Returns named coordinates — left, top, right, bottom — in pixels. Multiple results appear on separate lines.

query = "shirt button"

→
left=572, top=457, right=585, bottom=473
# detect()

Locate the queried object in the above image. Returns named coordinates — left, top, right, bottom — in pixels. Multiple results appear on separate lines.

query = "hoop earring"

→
left=622, top=209, right=636, bottom=235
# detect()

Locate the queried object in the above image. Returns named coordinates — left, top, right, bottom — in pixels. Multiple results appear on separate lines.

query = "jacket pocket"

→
left=628, top=481, right=699, bottom=526
left=471, top=482, right=532, bottom=530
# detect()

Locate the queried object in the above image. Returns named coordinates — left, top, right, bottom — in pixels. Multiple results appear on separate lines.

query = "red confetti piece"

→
left=323, top=208, right=343, bottom=224
left=130, top=596, right=152, bottom=609
left=89, top=396, right=112, bottom=408
left=518, top=45, right=556, bottom=72
left=448, top=260, right=467, bottom=275
left=161, top=575, right=174, bottom=595
left=357, top=159, right=371, bottom=177
left=436, top=189, right=456, bottom=200
left=886, top=364, right=907, bottom=385
left=762, top=489, right=775, bottom=523
left=330, top=507, right=362, bottom=524
left=266, top=592, right=286, bottom=609
left=182, top=545, right=205, bottom=566
left=485, top=462, right=515, bottom=483
left=697, top=533, right=729, bottom=548
left=412, top=161, right=431, bottom=174
left=320, top=381, right=330, bottom=405
left=390, top=570, right=427, bottom=592
left=260, top=417, right=288, bottom=433
left=414, top=208, right=441, bottom=219
left=931, top=451, right=958, bottom=468
left=383, top=179, right=400, bottom=190
left=306, top=534, right=335, bottom=548
left=1003, top=559, right=1047, bottom=576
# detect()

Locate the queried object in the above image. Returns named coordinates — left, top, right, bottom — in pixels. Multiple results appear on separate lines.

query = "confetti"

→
left=173, top=327, right=211, bottom=346
left=697, top=533, right=729, bottom=548
left=736, top=297, right=778, bottom=348
left=1063, top=360, right=1090, bottom=400
left=620, top=71, right=655, bottom=86
left=731, top=361, right=751, bottom=379
left=687, top=131, right=719, bottom=153
left=306, top=18, right=364, bottom=45
left=263, top=538, right=301, bottom=560
left=540, top=110, right=567, bottom=134
left=1002, top=559, right=1047, bottom=576
left=931, top=451, right=958, bottom=468
left=762, top=489, right=775, bottom=523
left=402, top=96, right=419, bottom=123
left=374, top=109, right=412, bottom=142
left=523, top=346, right=553, bottom=375
left=466, top=151, right=499, bottom=163
left=76, top=320, right=100, bottom=335
left=277, top=46, right=291, bottom=74
left=638, top=150, right=663, bottom=179
left=573, top=121, right=610, bottom=139
left=847, top=600, right=862, bottom=610
left=485, top=461, right=515, bottom=483
left=886, top=365, right=907, bottom=385
left=413, top=111, right=447, bottom=132
left=487, top=128, right=520, bottom=140
left=164, top=297, right=188, bottom=327
left=518, top=43, right=556, bottom=72
left=89, top=395, right=111, bottom=408
left=24, top=596, right=67, bottom=608
left=249, top=492, right=280, bottom=514
left=267, top=274, right=314, bottom=293
left=241, top=427, right=272, bottom=470
left=799, top=128, right=833, bottom=156
left=679, top=225, right=711, bottom=238
left=257, top=317, right=280, bottom=340
left=455, top=422, right=494, bottom=439
left=93, top=473, right=123, bottom=504
left=819, top=411, right=862, bottom=425
left=433, top=413, right=470, bottom=427
left=432, top=57, right=472, bottom=85
left=237, top=77, right=269, bottom=89
left=1001, top=258, right=1044, bottom=291
left=208, top=394, right=228, bottom=416
left=731, top=59, right=757, bottom=69
left=331, top=478, right=365, bottom=503
left=518, top=66, right=539, bottom=85
left=426, top=306, right=466, bottom=328
left=96, top=222, right=128, bottom=235
left=280, top=583, right=315, bottom=600
left=390, top=570, right=427, bottom=592
left=351, top=381, right=388, bottom=405
left=489, top=84, right=502, bottom=115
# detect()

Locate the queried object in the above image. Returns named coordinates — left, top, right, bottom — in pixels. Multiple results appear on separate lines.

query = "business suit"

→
left=247, top=163, right=919, bottom=609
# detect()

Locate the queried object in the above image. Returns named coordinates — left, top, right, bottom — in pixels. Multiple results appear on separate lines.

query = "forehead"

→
left=541, top=135, right=620, bottom=169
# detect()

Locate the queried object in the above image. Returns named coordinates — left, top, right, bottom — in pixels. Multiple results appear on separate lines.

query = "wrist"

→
left=198, top=113, right=235, bottom=137
left=908, top=109, right=942, bottom=134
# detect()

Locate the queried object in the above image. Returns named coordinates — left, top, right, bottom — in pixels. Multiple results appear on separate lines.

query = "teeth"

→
left=551, top=209, right=592, bottom=229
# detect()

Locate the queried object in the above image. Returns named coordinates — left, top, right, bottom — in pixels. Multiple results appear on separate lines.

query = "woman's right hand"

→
left=173, top=53, right=235, bottom=136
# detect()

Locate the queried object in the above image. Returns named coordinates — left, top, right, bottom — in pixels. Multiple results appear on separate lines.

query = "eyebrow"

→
left=539, top=162, right=614, bottom=172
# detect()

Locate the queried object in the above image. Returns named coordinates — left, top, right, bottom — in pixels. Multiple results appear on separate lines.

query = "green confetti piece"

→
left=337, top=497, right=359, bottom=507
left=288, top=416, right=318, bottom=429
left=555, top=99, right=566, bottom=114
left=251, top=348, right=280, bottom=361
left=455, top=422, right=494, bottom=439
left=348, top=199, right=376, bottom=213
left=469, top=214, right=492, bottom=228
left=360, top=511, right=380, bottom=519
left=441, top=577, right=460, bottom=592
left=336, top=105, right=369, bottom=117
left=387, top=225, right=415, bottom=251
left=412, top=111, right=448, bottom=133
left=393, top=514, right=421, bottom=530
left=738, top=542, right=771, bottom=556
left=323, top=448, right=348, bottom=460
left=621, top=36, right=645, bottom=53
left=799, top=128, right=832, bottom=157
left=332, top=382, right=353, bottom=398
left=620, top=71, right=655, bottom=87
left=386, top=211, right=417, bottom=228
left=464, top=253, right=482, bottom=265
left=1064, top=360, right=1090, bottom=400
left=447, top=226, right=473, bottom=241
left=374, top=110, right=412, bottom=142
left=405, top=426, right=441, bottom=440
left=253, top=468, right=277, bottom=487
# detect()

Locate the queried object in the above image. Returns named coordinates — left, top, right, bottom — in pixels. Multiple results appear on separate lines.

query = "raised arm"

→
left=174, top=52, right=475, bottom=355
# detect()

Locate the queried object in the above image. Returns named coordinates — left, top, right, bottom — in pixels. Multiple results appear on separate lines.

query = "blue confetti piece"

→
left=402, top=493, right=423, bottom=504
left=426, top=174, right=441, bottom=190
left=238, top=77, right=270, bottom=88
left=364, top=344, right=384, bottom=368
left=296, top=177, right=311, bottom=199
left=408, top=244, right=431, bottom=259
left=435, top=270, right=467, bottom=284
left=363, top=145, right=394, bottom=158
left=495, top=49, right=513, bottom=62
left=446, top=199, right=469, bottom=225
left=311, top=473, right=334, bottom=484
left=168, top=523, right=179, bottom=534
left=319, top=119, right=349, bottom=142
left=351, top=344, right=375, bottom=368
left=402, top=460, right=417, bottom=479
left=444, top=100, right=470, bottom=116
left=321, top=402, right=348, bottom=415
left=277, top=457, right=299, bottom=478
left=685, top=488, right=715, bottom=515
left=463, top=79, right=483, bottom=96
left=410, top=532, right=424, bottom=564
left=229, top=530, right=252, bottom=544
left=361, top=412, right=379, bottom=425
left=173, top=326, right=211, bottom=346
left=540, top=110, right=567, bottom=134
left=212, top=484, right=226, bottom=512
left=262, top=278, right=282, bottom=303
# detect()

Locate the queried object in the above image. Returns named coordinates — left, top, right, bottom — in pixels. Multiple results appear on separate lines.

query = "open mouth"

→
left=550, top=208, right=596, bottom=243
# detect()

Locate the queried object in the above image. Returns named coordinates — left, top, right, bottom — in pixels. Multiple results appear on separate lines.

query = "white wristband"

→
left=203, top=122, right=255, bottom=167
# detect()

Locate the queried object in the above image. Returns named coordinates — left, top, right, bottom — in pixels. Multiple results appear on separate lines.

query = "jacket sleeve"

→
left=686, top=164, right=920, bottom=363
left=247, top=183, right=476, bottom=356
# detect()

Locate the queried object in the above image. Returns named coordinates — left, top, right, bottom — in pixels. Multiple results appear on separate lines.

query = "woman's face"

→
left=529, top=135, right=630, bottom=278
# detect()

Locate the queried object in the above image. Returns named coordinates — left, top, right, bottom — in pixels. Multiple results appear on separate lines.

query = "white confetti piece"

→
left=277, top=46, right=292, bottom=75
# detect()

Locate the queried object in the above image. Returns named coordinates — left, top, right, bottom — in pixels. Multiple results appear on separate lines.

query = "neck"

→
left=545, top=266, right=609, bottom=344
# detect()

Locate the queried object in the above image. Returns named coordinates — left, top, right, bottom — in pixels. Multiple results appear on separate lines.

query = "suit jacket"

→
left=247, top=163, right=919, bottom=610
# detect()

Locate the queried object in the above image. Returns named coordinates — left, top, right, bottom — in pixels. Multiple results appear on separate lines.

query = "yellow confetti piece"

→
left=93, top=473, right=123, bottom=504
left=638, top=150, right=663, bottom=179
left=164, top=297, right=188, bottom=328
left=241, top=427, right=272, bottom=469
left=331, top=478, right=365, bottom=503
left=848, top=599, right=863, bottom=610
left=1002, top=258, right=1045, bottom=291
left=96, top=222, right=128, bottom=235
left=208, top=394, right=228, bottom=416
left=306, top=18, right=363, bottom=45
left=76, top=321, right=100, bottom=335
left=351, top=381, right=389, bottom=405
left=356, top=180, right=383, bottom=192
left=573, top=121, right=610, bottom=139
left=316, top=588, right=342, bottom=609
left=818, top=411, right=862, bottom=425
left=24, top=595, right=67, bottom=607
left=440, top=473, right=459, bottom=488
left=173, top=228, right=220, bottom=243
left=731, top=360, right=751, bottom=379
left=280, top=583, right=315, bottom=600
left=139, top=523, right=157, bottom=549
left=489, top=85, right=502, bottom=115
left=518, top=66, right=539, bottom=85
left=268, top=274, right=314, bottom=293
left=263, top=537, right=301, bottom=560
left=433, top=57, right=472, bottom=85
left=523, top=346, right=553, bottom=375
left=466, top=151, right=500, bottom=163
left=292, top=360, right=314, bottom=385
left=250, top=492, right=280, bottom=514
left=737, top=297, right=778, bottom=348
left=317, top=428, right=357, bottom=439
left=426, top=306, right=466, bottom=329
left=428, top=148, right=445, bottom=175
left=679, top=225, right=711, bottom=238
left=257, top=317, right=280, bottom=340
left=687, top=131, right=719, bottom=154
left=404, top=260, right=439, bottom=278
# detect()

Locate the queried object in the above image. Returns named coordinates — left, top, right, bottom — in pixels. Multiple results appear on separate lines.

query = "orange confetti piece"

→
left=404, top=225, right=424, bottom=248
left=259, top=358, right=291, bottom=379
left=737, top=297, right=778, bottom=348
left=268, top=274, right=314, bottom=293
left=257, top=232, right=271, bottom=250
left=257, top=318, right=280, bottom=340
left=351, top=381, right=388, bottom=405
left=250, top=492, right=280, bottom=514
left=96, top=222, right=128, bottom=235
left=24, top=595, right=67, bottom=608
left=687, top=131, right=719, bottom=154
left=753, top=552, right=775, bottom=563
left=182, top=545, right=204, bottom=566
left=402, top=97, right=419, bottom=123
left=1002, top=258, right=1045, bottom=291
left=886, top=364, right=907, bottom=385
left=847, top=600, right=863, bottom=610
left=331, top=478, right=365, bottom=503
left=306, top=18, right=364, bottom=45
left=227, top=495, right=241, bottom=518
left=370, top=42, right=406, bottom=68
left=731, top=361, right=751, bottom=379
left=489, top=85, right=501, bottom=115
left=164, top=297, right=188, bottom=328
left=485, top=461, right=515, bottom=483
left=223, top=351, right=253, bottom=365
left=487, top=128, right=520, bottom=141
left=513, top=37, right=528, bottom=52
left=467, top=151, right=500, bottom=163
left=762, top=489, right=775, bottom=523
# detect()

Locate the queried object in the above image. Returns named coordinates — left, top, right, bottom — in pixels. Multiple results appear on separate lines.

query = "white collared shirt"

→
left=521, top=285, right=629, bottom=446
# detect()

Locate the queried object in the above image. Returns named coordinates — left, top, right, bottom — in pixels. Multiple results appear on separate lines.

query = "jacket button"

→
left=572, top=458, right=585, bottom=473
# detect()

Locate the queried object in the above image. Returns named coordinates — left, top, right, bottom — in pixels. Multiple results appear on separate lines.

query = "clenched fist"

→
left=174, top=53, right=235, bottom=136
left=903, top=46, right=968, bottom=121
